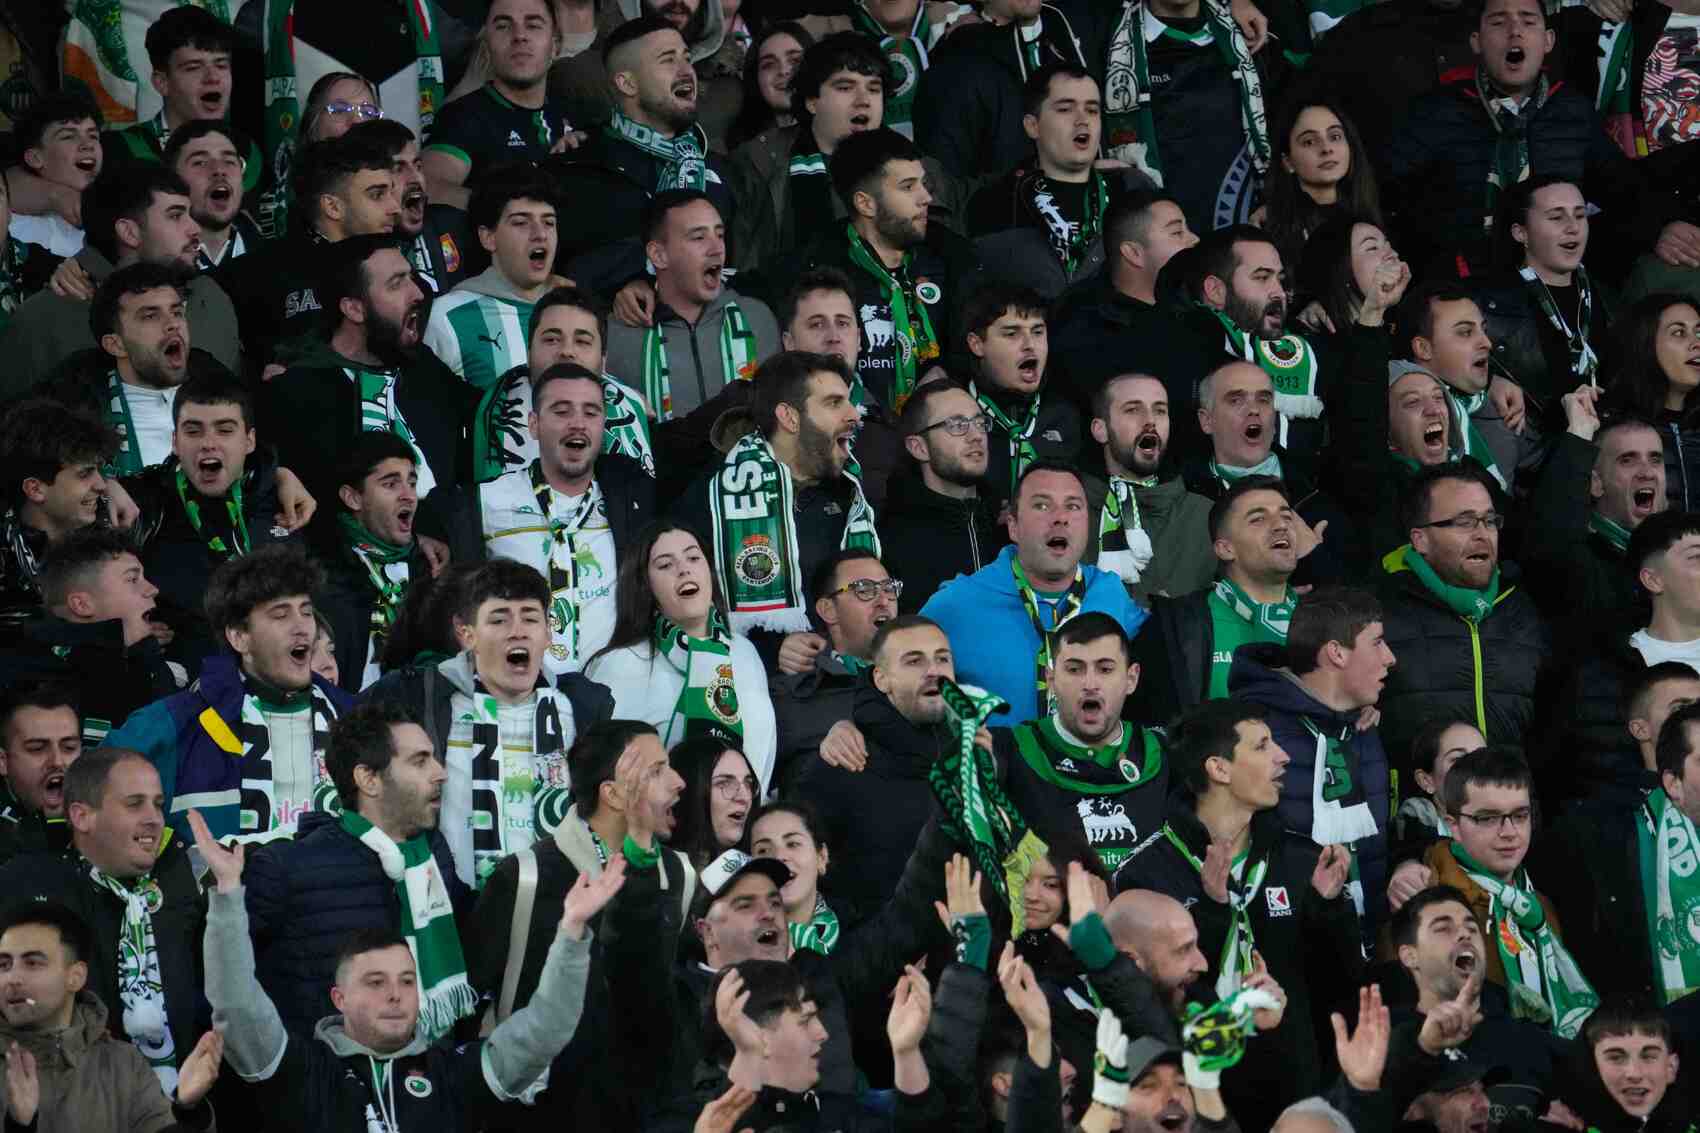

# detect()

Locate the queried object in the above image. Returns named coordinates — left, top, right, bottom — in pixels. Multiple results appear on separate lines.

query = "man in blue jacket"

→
left=921, top=460, right=1145, bottom=727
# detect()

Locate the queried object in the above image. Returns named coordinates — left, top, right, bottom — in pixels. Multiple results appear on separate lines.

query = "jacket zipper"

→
left=965, top=498, right=983, bottom=569
left=1467, top=618, right=1486, bottom=736
left=1671, top=422, right=1690, bottom=510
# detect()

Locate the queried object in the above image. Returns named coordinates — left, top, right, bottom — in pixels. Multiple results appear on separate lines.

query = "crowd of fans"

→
left=6, top=0, right=1700, bottom=1129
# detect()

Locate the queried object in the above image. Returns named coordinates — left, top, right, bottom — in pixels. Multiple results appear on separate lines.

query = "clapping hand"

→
left=1331, top=985, right=1390, bottom=1091
left=997, top=942, right=1052, bottom=1038
left=1311, top=845, right=1350, bottom=900
left=1200, top=837, right=1235, bottom=904
left=715, top=970, right=771, bottom=1060
left=694, top=1083, right=757, bottom=1133
left=5, top=1043, right=39, bottom=1126
left=934, top=853, right=985, bottom=927
left=561, top=854, right=627, bottom=940
left=175, top=1030, right=225, bottom=1107
left=886, top=965, right=933, bottom=1055
left=1048, top=861, right=1110, bottom=944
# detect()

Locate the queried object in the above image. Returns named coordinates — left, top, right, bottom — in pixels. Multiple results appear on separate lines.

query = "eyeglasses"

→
left=323, top=100, right=384, bottom=121
left=826, top=578, right=903, bottom=601
left=1418, top=511, right=1505, bottom=532
left=710, top=774, right=758, bottom=799
left=1453, top=807, right=1532, bottom=831
left=918, top=414, right=993, bottom=438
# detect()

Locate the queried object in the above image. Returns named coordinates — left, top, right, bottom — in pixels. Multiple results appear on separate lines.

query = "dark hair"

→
left=1194, top=224, right=1278, bottom=296
left=531, top=362, right=606, bottom=405
left=643, top=188, right=718, bottom=246
left=1014, top=459, right=1085, bottom=508
left=743, top=798, right=826, bottom=854
left=1439, top=745, right=1531, bottom=815
left=529, top=286, right=609, bottom=352
left=1169, top=699, right=1267, bottom=796
left=337, top=431, right=418, bottom=495
left=82, top=168, right=194, bottom=264
left=703, top=960, right=809, bottom=1066
left=1394, top=282, right=1477, bottom=356
left=604, top=14, right=678, bottom=64
left=301, top=72, right=380, bottom=143
left=468, top=167, right=558, bottom=234
left=1399, top=460, right=1501, bottom=534
left=162, top=119, right=246, bottom=172
left=778, top=266, right=856, bottom=331
left=0, top=681, right=81, bottom=741
left=809, top=548, right=886, bottom=610
left=203, top=544, right=325, bottom=638
left=14, top=90, right=98, bottom=152
left=962, top=282, right=1048, bottom=344
left=829, top=127, right=921, bottom=208
left=326, top=700, right=418, bottom=808
left=62, top=746, right=150, bottom=814
left=1408, top=715, right=1482, bottom=782
left=568, top=719, right=661, bottom=818
left=332, top=926, right=411, bottom=983
left=591, top=522, right=729, bottom=660
left=670, top=737, right=756, bottom=868
left=1625, top=661, right=1700, bottom=724
left=1207, top=474, right=1290, bottom=543
left=319, top=232, right=408, bottom=320
left=458, top=560, right=551, bottom=625
left=0, top=399, right=117, bottom=507
left=1389, top=884, right=1473, bottom=950
left=344, top=118, right=418, bottom=157
left=1104, top=189, right=1185, bottom=254
left=1296, top=212, right=1390, bottom=338
left=1286, top=586, right=1382, bottom=676
left=295, top=134, right=396, bottom=220
left=728, top=22, right=817, bottom=149
left=1092, top=371, right=1168, bottom=425
left=793, top=31, right=889, bottom=122
left=869, top=612, right=942, bottom=664
left=1626, top=506, right=1700, bottom=580
left=381, top=562, right=484, bottom=671
left=1022, top=60, right=1094, bottom=118
left=1492, top=174, right=1583, bottom=272
left=145, top=5, right=235, bottom=69
left=0, top=900, right=93, bottom=965
left=751, top=350, right=853, bottom=438
left=1262, top=96, right=1380, bottom=270
left=39, top=526, right=138, bottom=608
left=1582, top=995, right=1672, bottom=1051
left=1656, top=701, right=1700, bottom=781
left=1602, top=293, right=1700, bottom=421
left=89, top=259, right=189, bottom=343
left=1472, top=0, right=1549, bottom=31
left=171, top=367, right=254, bottom=428
left=898, top=376, right=975, bottom=437
left=1051, top=611, right=1129, bottom=662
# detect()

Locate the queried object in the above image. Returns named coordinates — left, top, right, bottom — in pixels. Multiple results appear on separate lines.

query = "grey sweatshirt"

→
left=603, top=287, right=780, bottom=418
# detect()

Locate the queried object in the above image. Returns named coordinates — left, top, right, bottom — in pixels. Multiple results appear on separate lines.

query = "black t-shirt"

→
left=1146, top=16, right=1258, bottom=232
left=424, top=84, right=573, bottom=188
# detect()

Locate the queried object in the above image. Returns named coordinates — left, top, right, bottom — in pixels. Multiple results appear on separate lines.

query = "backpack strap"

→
left=497, top=847, right=539, bottom=1021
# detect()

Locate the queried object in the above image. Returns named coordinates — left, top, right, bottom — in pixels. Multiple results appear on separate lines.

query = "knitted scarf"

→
left=850, top=0, right=932, bottom=133
left=1163, top=825, right=1268, bottom=999
left=1451, top=843, right=1598, bottom=1037
left=237, top=682, right=343, bottom=828
left=927, top=678, right=1049, bottom=930
left=344, top=366, right=435, bottom=495
left=1209, top=452, right=1283, bottom=485
left=789, top=893, right=840, bottom=955
left=337, top=512, right=412, bottom=661
left=844, top=223, right=939, bottom=411
left=87, top=862, right=178, bottom=1092
left=786, top=142, right=837, bottom=239
left=1212, top=309, right=1322, bottom=447
left=1441, top=384, right=1509, bottom=490
left=259, top=0, right=443, bottom=237
left=708, top=432, right=879, bottom=633
left=606, top=110, right=709, bottom=191
left=1302, top=716, right=1376, bottom=917
left=973, top=382, right=1044, bottom=498
left=1102, top=0, right=1269, bottom=184
left=473, top=367, right=653, bottom=482
left=529, top=462, right=602, bottom=667
left=340, top=811, right=475, bottom=1037
left=1475, top=69, right=1550, bottom=235
left=1028, top=172, right=1108, bottom=277
left=653, top=612, right=743, bottom=746
left=104, top=370, right=145, bottom=476
left=1206, top=577, right=1294, bottom=697
left=461, top=680, right=570, bottom=885
left=64, top=0, right=231, bottom=128
left=1098, top=475, right=1158, bottom=584
left=1010, top=555, right=1086, bottom=713
left=1519, top=266, right=1598, bottom=384
left=1589, top=511, right=1631, bottom=554
left=641, top=299, right=759, bottom=421
left=1641, top=788, right=1700, bottom=1004
left=1404, top=547, right=1501, bottom=623
left=174, top=467, right=249, bottom=561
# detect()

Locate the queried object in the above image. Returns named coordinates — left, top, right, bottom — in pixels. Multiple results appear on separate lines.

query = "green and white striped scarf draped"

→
left=103, top=370, right=145, bottom=476
left=63, top=0, right=230, bottom=130
left=789, top=893, right=840, bottom=955
left=87, top=864, right=179, bottom=1092
left=1162, top=826, right=1269, bottom=1000
left=1208, top=451, right=1283, bottom=485
left=1519, top=266, right=1599, bottom=385
left=788, top=152, right=828, bottom=177
left=845, top=223, right=939, bottom=411
left=1212, top=309, right=1322, bottom=449
left=1640, top=788, right=1700, bottom=1004
left=345, top=366, right=436, bottom=496
left=1097, top=475, right=1157, bottom=584
left=473, top=366, right=655, bottom=482
left=1475, top=69, right=1550, bottom=235
left=1102, top=0, right=1268, bottom=185
left=1441, top=384, right=1510, bottom=491
left=928, top=678, right=1050, bottom=931
left=850, top=0, right=932, bottom=133
left=606, top=111, right=709, bottom=191
left=708, top=431, right=879, bottom=634
left=641, top=300, right=759, bottom=422
left=972, top=381, right=1043, bottom=500
left=1593, top=16, right=1647, bottom=158
left=1213, top=576, right=1295, bottom=639
left=654, top=611, right=742, bottom=745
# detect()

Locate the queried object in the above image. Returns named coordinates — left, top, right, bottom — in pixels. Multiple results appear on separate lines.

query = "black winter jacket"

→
left=1520, top=432, right=1641, bottom=635
left=242, top=809, right=471, bottom=1037
left=976, top=384, right=1085, bottom=510
left=965, top=163, right=1111, bottom=298
left=769, top=651, right=860, bottom=796
left=1374, top=553, right=1551, bottom=776
left=1546, top=619, right=1650, bottom=815
left=1126, top=588, right=1212, bottom=730
left=1387, top=989, right=1568, bottom=1128
left=1046, top=274, right=1161, bottom=415
left=879, top=477, right=1006, bottom=614
left=1656, top=408, right=1700, bottom=513
left=0, top=615, right=180, bottom=744
left=311, top=527, right=434, bottom=693
left=1474, top=271, right=1616, bottom=422
left=0, top=780, right=70, bottom=870
left=1533, top=795, right=1656, bottom=1002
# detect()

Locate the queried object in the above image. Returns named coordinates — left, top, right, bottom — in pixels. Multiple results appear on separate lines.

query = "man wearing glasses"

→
left=1374, top=461, right=1550, bottom=773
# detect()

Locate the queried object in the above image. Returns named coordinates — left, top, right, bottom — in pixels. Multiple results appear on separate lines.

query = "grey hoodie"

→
left=603, top=286, right=779, bottom=418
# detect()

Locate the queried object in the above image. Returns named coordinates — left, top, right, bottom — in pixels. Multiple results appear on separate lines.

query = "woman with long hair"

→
left=726, top=22, right=815, bottom=151
left=1602, top=293, right=1700, bottom=509
left=1296, top=212, right=1410, bottom=339
left=1260, top=96, right=1381, bottom=273
left=669, top=736, right=760, bottom=869
left=584, top=521, right=778, bottom=792
left=746, top=800, right=836, bottom=953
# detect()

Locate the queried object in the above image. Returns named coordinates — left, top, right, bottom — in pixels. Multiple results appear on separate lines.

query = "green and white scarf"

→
left=1589, top=511, right=1631, bottom=554
left=641, top=299, right=759, bottom=422
left=1099, top=475, right=1158, bottom=584
left=1476, top=69, right=1550, bottom=235
left=850, top=0, right=932, bottom=133
left=175, top=466, right=249, bottom=561
left=1011, top=555, right=1086, bottom=714
left=1208, top=452, right=1284, bottom=485
left=1163, top=825, right=1268, bottom=999
left=1641, top=788, right=1700, bottom=1004
left=258, top=0, right=443, bottom=237
left=339, top=810, right=475, bottom=1038
left=1452, top=844, right=1598, bottom=1037
left=1206, top=577, right=1295, bottom=698
left=1440, top=384, right=1509, bottom=490
left=345, top=366, right=436, bottom=496
left=606, top=110, right=709, bottom=191
left=473, top=366, right=654, bottom=482
left=64, top=0, right=230, bottom=129
left=654, top=612, right=742, bottom=746
left=845, top=223, right=940, bottom=411
left=1302, top=716, right=1376, bottom=914
left=104, top=371, right=145, bottom=476
left=1213, top=309, right=1322, bottom=449
left=464, top=683, right=570, bottom=885
left=927, top=678, right=1049, bottom=930
left=88, top=863, right=178, bottom=1092
left=337, top=512, right=412, bottom=661
left=530, top=461, right=600, bottom=667
left=1595, top=19, right=1647, bottom=158
left=1404, top=546, right=1500, bottom=624
left=789, top=893, right=840, bottom=955
left=232, top=683, right=343, bottom=831
left=1102, top=0, right=1269, bottom=185
left=708, top=431, right=880, bottom=633
left=973, top=382, right=1044, bottom=499
left=1519, top=266, right=1599, bottom=384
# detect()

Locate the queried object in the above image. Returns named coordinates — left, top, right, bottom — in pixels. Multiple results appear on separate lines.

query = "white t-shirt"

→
left=1630, top=629, right=1700, bottom=671
left=122, top=382, right=178, bottom=468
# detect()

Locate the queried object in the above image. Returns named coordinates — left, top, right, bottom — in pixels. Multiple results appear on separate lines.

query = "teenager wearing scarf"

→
left=108, top=544, right=352, bottom=847
left=967, top=63, right=1115, bottom=299
left=584, top=523, right=777, bottom=791
left=197, top=723, right=620, bottom=1132
left=1373, top=462, right=1550, bottom=770
left=1118, top=698, right=1362, bottom=1133
left=0, top=749, right=205, bottom=1096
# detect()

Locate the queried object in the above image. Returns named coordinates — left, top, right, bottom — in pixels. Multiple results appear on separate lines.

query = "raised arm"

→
left=192, top=808, right=289, bottom=1081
